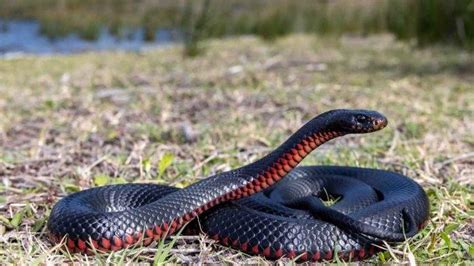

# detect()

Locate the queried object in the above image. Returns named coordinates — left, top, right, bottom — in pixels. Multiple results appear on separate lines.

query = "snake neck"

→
left=239, top=117, right=345, bottom=188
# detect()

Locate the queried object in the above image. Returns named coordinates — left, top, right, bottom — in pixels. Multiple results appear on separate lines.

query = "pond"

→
left=0, top=20, right=182, bottom=56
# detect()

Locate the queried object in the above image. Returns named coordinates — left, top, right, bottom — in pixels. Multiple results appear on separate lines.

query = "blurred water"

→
left=0, top=20, right=181, bottom=56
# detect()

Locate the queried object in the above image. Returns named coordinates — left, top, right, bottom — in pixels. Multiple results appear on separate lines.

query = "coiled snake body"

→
left=48, top=109, right=429, bottom=261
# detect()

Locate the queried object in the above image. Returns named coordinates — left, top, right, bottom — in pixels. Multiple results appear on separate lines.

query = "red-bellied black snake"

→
left=48, top=109, right=429, bottom=261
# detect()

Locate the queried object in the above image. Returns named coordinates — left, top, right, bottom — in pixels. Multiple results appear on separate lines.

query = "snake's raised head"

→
left=324, top=109, right=388, bottom=134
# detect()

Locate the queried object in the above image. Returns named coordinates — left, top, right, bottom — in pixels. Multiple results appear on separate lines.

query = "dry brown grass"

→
left=0, top=34, right=473, bottom=264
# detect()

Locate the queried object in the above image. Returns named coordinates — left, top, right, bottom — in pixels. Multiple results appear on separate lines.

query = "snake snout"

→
left=371, top=113, right=388, bottom=131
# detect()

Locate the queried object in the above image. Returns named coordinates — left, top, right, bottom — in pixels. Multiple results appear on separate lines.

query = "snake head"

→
left=325, top=109, right=388, bottom=134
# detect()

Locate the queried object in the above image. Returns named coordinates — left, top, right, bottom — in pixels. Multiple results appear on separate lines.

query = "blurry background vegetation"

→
left=0, top=0, right=473, bottom=55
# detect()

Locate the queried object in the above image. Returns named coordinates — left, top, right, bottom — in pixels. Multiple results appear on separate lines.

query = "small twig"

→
left=170, top=235, right=202, bottom=240
left=424, top=252, right=456, bottom=262
left=437, top=152, right=474, bottom=169
left=191, top=152, right=218, bottom=171
left=85, top=155, right=109, bottom=171
left=169, top=248, right=201, bottom=253
left=376, top=159, right=411, bottom=170
left=387, top=128, right=400, bottom=155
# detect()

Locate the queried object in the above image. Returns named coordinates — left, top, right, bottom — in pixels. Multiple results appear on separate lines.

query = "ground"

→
left=0, top=34, right=472, bottom=264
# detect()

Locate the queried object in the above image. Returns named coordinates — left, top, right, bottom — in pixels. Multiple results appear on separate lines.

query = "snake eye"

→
left=355, top=115, right=368, bottom=124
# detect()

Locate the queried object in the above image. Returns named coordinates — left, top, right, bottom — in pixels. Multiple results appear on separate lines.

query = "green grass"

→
left=0, top=34, right=473, bottom=264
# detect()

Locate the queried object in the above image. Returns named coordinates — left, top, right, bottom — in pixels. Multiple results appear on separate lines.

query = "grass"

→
left=0, top=34, right=473, bottom=264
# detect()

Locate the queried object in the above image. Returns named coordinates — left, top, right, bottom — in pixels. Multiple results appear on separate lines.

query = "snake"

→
left=47, top=109, right=429, bottom=261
